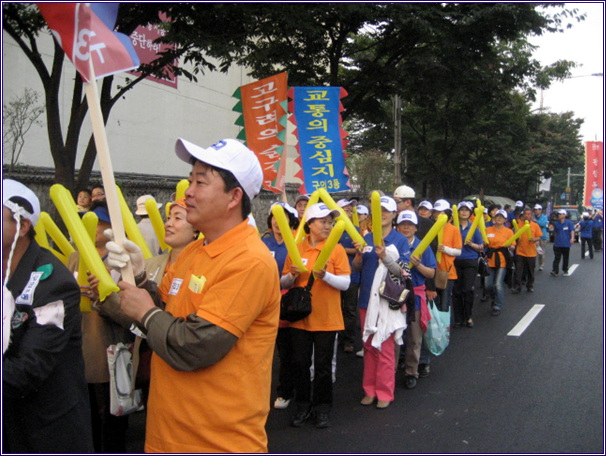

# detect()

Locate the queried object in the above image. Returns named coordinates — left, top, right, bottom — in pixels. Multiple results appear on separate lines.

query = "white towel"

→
left=3, top=285, right=15, bottom=354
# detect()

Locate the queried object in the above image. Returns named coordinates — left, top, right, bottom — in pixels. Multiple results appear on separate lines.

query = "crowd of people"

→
left=3, top=136, right=603, bottom=453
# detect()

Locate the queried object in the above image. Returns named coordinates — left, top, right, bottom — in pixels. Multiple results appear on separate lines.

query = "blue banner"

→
left=292, top=87, right=349, bottom=193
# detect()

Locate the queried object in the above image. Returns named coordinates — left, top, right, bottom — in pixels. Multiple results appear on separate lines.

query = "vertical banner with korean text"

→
left=584, top=141, right=604, bottom=209
left=233, top=72, right=288, bottom=193
left=289, top=87, right=350, bottom=194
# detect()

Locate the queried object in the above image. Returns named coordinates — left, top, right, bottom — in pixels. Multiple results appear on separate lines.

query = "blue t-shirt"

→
left=261, top=234, right=288, bottom=277
left=339, top=229, right=361, bottom=284
left=580, top=220, right=594, bottom=238
left=552, top=219, right=575, bottom=247
left=409, top=236, right=437, bottom=310
left=594, top=215, right=603, bottom=229
left=458, top=222, right=484, bottom=260
left=533, top=214, right=549, bottom=240
left=358, top=229, right=410, bottom=309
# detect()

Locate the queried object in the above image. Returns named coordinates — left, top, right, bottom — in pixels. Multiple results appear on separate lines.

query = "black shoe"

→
left=404, top=375, right=417, bottom=389
left=418, top=364, right=430, bottom=378
left=550, top=271, right=558, bottom=277
left=511, top=288, right=521, bottom=294
left=527, top=287, right=534, bottom=293
left=290, top=408, right=312, bottom=427
left=491, top=308, right=501, bottom=316
left=480, top=295, right=487, bottom=302
left=314, top=411, right=330, bottom=429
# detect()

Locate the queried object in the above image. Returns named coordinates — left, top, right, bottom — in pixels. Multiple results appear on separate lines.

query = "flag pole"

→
left=84, top=58, right=135, bottom=284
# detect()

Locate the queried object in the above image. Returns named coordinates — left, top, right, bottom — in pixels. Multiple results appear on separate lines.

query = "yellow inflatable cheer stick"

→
left=502, top=223, right=530, bottom=247
left=39, top=211, right=75, bottom=265
left=317, top=188, right=366, bottom=248
left=352, top=206, right=360, bottom=227
left=115, top=185, right=153, bottom=259
left=512, top=219, right=519, bottom=232
left=145, top=197, right=168, bottom=252
left=50, top=184, right=119, bottom=301
left=451, top=204, right=459, bottom=228
left=477, top=203, right=489, bottom=244
left=409, top=214, right=448, bottom=269
left=272, top=204, right=307, bottom=273
left=294, top=190, right=320, bottom=243
left=465, top=207, right=483, bottom=243
left=77, top=211, right=99, bottom=313
left=176, top=179, right=189, bottom=201
left=313, top=220, right=346, bottom=271
left=436, top=223, right=445, bottom=264
left=35, top=213, right=69, bottom=265
left=371, top=191, right=383, bottom=247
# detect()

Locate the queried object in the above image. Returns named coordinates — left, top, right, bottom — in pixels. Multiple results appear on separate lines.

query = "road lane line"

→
left=507, top=304, right=545, bottom=337
left=567, top=264, right=579, bottom=275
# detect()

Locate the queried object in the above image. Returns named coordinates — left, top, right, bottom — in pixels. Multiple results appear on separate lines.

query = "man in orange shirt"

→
left=109, top=138, right=280, bottom=453
left=512, top=207, right=542, bottom=293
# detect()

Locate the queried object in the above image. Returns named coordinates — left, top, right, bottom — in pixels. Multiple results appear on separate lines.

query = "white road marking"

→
left=566, top=264, right=579, bottom=275
left=507, top=304, right=545, bottom=337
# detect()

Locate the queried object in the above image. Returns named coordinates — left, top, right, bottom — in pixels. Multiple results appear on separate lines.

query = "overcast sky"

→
left=529, top=3, right=604, bottom=142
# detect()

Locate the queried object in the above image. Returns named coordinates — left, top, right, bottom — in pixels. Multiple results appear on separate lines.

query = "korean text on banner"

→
left=233, top=72, right=288, bottom=193
left=37, top=3, right=140, bottom=82
left=290, top=87, right=350, bottom=194
left=584, top=141, right=604, bottom=209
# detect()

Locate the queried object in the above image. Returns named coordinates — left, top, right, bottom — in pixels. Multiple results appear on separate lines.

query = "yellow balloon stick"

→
left=313, top=220, right=346, bottom=271
left=317, top=188, right=366, bottom=248
left=436, top=223, right=444, bottom=264
left=465, top=207, right=483, bottom=243
left=39, top=211, right=75, bottom=264
left=478, top=209, right=489, bottom=244
left=271, top=204, right=307, bottom=273
left=371, top=191, right=383, bottom=247
left=352, top=205, right=360, bottom=227
left=409, top=214, right=448, bottom=269
left=77, top=211, right=99, bottom=313
left=176, top=179, right=189, bottom=201
left=145, top=197, right=168, bottom=252
left=294, top=190, right=320, bottom=243
left=503, top=223, right=529, bottom=247
left=512, top=219, right=519, bottom=232
left=115, top=185, right=153, bottom=259
left=165, top=202, right=171, bottom=219
left=50, top=184, right=119, bottom=301
left=35, top=213, right=69, bottom=264
left=451, top=204, right=459, bottom=228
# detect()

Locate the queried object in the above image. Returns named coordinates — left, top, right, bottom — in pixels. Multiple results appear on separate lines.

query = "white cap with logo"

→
left=356, top=204, right=369, bottom=215
left=337, top=198, right=353, bottom=208
left=515, top=200, right=524, bottom=208
left=175, top=138, right=263, bottom=200
left=3, top=179, right=41, bottom=227
left=397, top=210, right=418, bottom=225
left=305, top=203, right=340, bottom=223
left=433, top=199, right=450, bottom=212
left=418, top=201, right=433, bottom=211
left=380, top=196, right=398, bottom=212
left=534, top=204, right=542, bottom=210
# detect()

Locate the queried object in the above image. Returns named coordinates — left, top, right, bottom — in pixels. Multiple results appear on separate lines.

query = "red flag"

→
left=37, top=3, right=140, bottom=82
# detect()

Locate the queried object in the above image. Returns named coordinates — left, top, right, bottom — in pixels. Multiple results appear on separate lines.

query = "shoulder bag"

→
left=280, top=274, right=315, bottom=322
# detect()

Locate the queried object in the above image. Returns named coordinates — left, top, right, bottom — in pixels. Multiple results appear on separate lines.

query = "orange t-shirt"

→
left=282, top=236, right=350, bottom=331
left=515, top=221, right=542, bottom=257
left=438, top=223, right=463, bottom=280
left=486, top=225, right=515, bottom=268
left=147, top=221, right=280, bottom=453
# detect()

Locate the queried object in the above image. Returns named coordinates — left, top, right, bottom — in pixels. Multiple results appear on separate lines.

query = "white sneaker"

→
left=273, top=397, right=291, bottom=409
left=356, top=349, right=364, bottom=358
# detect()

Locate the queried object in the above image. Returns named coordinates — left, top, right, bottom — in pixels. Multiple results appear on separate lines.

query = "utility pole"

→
left=393, top=95, right=401, bottom=186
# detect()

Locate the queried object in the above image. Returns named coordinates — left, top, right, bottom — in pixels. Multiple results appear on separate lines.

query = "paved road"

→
left=126, top=243, right=604, bottom=454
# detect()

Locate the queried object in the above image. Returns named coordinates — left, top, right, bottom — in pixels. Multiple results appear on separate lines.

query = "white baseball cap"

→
left=393, top=185, right=415, bottom=199
left=397, top=210, right=418, bottom=225
left=418, top=201, right=433, bottom=211
left=494, top=209, right=508, bottom=219
left=457, top=201, right=474, bottom=211
left=433, top=199, right=450, bottom=212
left=380, top=196, right=397, bottom=212
left=135, top=194, right=162, bottom=215
left=515, top=200, right=524, bottom=208
left=305, top=203, right=340, bottom=223
left=270, top=202, right=298, bottom=219
left=558, top=209, right=567, bottom=215
left=356, top=204, right=369, bottom=215
left=534, top=204, right=542, bottom=210
left=337, top=198, right=353, bottom=208
left=3, top=179, right=41, bottom=227
left=175, top=138, right=263, bottom=200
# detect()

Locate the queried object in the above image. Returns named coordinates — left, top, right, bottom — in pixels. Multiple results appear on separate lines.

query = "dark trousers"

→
left=276, top=327, right=295, bottom=400
left=340, top=282, right=359, bottom=347
left=552, top=246, right=570, bottom=274
left=514, top=255, right=536, bottom=290
left=88, top=383, right=128, bottom=453
left=581, top=237, right=594, bottom=259
left=592, top=228, right=602, bottom=251
left=290, top=328, right=337, bottom=413
left=452, top=258, right=478, bottom=323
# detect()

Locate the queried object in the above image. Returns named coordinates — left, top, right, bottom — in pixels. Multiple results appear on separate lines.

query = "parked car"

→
left=463, top=195, right=516, bottom=209
left=548, top=206, right=580, bottom=242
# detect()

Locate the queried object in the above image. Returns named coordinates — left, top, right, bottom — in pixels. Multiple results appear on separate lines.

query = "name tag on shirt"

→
left=188, top=275, right=206, bottom=294
left=487, top=233, right=495, bottom=238
left=15, top=271, right=44, bottom=305
left=301, top=258, right=308, bottom=266
left=168, top=278, right=183, bottom=296
left=362, top=246, right=373, bottom=254
left=563, top=227, right=569, bottom=231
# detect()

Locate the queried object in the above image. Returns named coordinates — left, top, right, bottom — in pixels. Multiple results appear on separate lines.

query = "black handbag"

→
left=379, top=274, right=410, bottom=309
left=477, top=254, right=490, bottom=278
left=280, top=274, right=315, bottom=322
